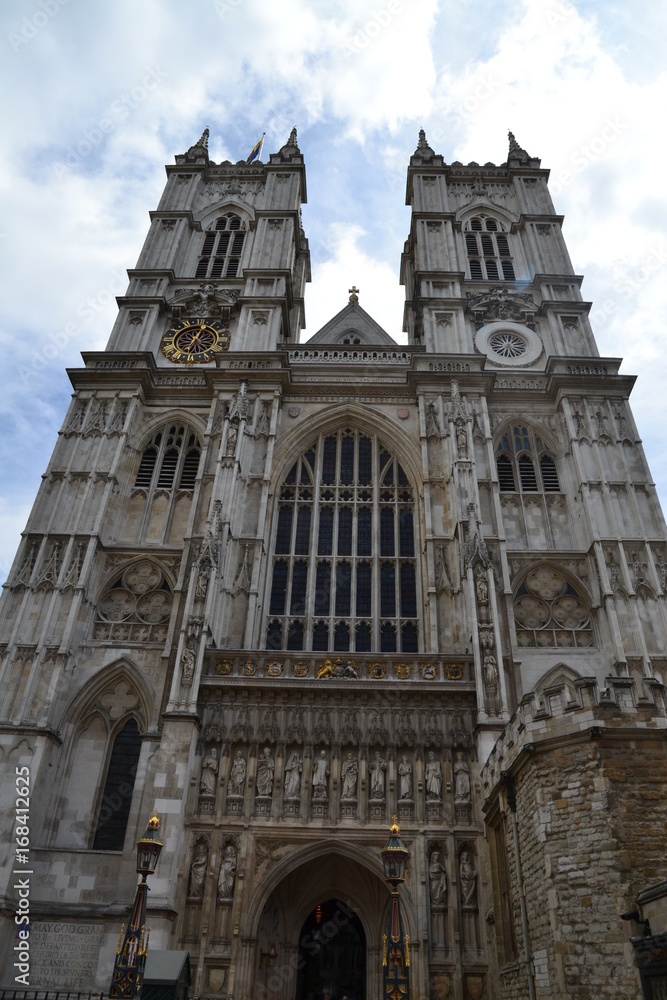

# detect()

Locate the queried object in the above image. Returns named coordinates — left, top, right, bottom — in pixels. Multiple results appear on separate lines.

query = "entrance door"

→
left=296, top=899, right=366, bottom=1000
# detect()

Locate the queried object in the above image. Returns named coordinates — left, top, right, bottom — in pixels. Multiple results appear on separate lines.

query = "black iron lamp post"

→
left=109, top=812, right=163, bottom=1000
left=381, top=816, right=410, bottom=1000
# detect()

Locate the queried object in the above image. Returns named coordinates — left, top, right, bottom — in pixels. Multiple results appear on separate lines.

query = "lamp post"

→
left=109, top=812, right=163, bottom=1000
left=381, top=816, right=410, bottom=1000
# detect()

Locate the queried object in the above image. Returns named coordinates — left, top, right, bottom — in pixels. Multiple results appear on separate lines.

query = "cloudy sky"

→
left=1, top=0, right=667, bottom=582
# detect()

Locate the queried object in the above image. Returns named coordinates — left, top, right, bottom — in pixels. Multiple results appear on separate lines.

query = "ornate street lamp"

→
left=109, top=812, right=163, bottom=1000
left=381, top=817, right=410, bottom=1000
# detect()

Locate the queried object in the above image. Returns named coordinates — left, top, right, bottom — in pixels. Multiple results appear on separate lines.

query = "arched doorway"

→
left=296, top=899, right=365, bottom=1000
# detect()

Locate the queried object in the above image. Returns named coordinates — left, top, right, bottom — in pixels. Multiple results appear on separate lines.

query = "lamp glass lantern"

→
left=136, top=812, right=163, bottom=877
left=381, top=816, right=409, bottom=889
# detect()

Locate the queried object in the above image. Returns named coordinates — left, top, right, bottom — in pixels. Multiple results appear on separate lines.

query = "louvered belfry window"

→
left=496, top=425, right=561, bottom=493
left=464, top=215, right=516, bottom=281
left=266, top=430, right=419, bottom=653
left=134, top=424, right=201, bottom=493
left=195, top=214, right=246, bottom=278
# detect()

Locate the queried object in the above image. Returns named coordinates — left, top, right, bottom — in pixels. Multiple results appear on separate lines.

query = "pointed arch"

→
left=263, top=414, right=422, bottom=653
left=494, top=420, right=561, bottom=494
left=513, top=564, right=594, bottom=649
left=534, top=662, right=583, bottom=706
left=91, top=558, right=175, bottom=645
left=48, top=659, right=153, bottom=850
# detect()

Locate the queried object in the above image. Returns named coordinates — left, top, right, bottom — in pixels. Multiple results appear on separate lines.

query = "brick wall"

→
left=482, top=676, right=667, bottom=1000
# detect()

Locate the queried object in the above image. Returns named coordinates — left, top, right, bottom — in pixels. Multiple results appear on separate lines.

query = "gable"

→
left=304, top=300, right=398, bottom=346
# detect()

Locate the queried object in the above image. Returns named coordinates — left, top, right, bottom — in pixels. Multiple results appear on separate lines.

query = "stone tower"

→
left=0, top=127, right=663, bottom=1000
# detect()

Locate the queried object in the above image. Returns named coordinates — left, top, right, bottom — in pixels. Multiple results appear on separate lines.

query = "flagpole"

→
left=258, top=131, right=265, bottom=162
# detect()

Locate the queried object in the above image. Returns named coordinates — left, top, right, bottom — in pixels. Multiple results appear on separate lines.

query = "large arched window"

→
left=266, top=429, right=419, bottom=653
left=195, top=213, right=246, bottom=278
left=464, top=215, right=515, bottom=281
left=496, top=425, right=560, bottom=493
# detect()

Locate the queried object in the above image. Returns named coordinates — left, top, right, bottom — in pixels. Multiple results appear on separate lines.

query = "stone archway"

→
left=250, top=849, right=396, bottom=1000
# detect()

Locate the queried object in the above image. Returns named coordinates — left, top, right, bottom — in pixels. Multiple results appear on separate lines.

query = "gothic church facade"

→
left=1, top=127, right=665, bottom=1000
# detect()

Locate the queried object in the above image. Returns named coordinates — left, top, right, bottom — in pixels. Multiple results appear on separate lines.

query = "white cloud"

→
left=1, top=0, right=667, bottom=581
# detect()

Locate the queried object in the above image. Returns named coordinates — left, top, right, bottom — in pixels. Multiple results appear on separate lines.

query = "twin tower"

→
left=0, top=126, right=664, bottom=1000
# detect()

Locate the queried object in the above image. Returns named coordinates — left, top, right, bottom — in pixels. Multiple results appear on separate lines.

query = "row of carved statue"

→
left=200, top=745, right=472, bottom=805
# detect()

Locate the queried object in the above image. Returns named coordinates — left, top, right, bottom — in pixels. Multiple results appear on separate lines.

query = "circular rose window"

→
left=488, top=332, right=527, bottom=359
left=475, top=320, right=544, bottom=368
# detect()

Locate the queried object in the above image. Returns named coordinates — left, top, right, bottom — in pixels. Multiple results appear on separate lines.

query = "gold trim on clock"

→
left=161, top=318, right=231, bottom=364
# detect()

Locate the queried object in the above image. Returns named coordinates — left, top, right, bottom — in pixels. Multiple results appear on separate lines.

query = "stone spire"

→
left=180, top=127, right=210, bottom=164
left=507, top=130, right=531, bottom=166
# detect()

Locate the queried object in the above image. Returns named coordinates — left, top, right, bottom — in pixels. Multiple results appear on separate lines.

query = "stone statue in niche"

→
left=312, top=750, right=330, bottom=799
left=188, top=839, right=208, bottom=898
left=284, top=751, right=302, bottom=798
left=341, top=753, right=358, bottom=800
left=426, top=400, right=440, bottom=438
left=398, top=755, right=413, bottom=799
left=475, top=569, right=488, bottom=606
left=456, top=420, right=468, bottom=458
left=429, top=850, right=447, bottom=908
left=459, top=851, right=478, bottom=907
left=256, top=746, right=275, bottom=798
left=228, top=750, right=247, bottom=797
left=225, top=423, right=238, bottom=457
left=483, top=652, right=500, bottom=714
left=217, top=844, right=237, bottom=901
left=369, top=752, right=387, bottom=800
left=199, top=747, right=219, bottom=796
left=425, top=752, right=442, bottom=800
left=454, top=752, right=471, bottom=802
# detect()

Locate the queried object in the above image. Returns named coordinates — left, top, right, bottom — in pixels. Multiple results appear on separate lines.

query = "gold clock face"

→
left=161, top=318, right=231, bottom=364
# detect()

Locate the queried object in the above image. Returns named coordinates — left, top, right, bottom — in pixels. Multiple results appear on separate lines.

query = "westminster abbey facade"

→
left=1, top=128, right=666, bottom=1000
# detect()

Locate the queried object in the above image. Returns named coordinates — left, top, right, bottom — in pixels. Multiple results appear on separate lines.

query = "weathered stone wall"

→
left=482, top=676, right=667, bottom=1000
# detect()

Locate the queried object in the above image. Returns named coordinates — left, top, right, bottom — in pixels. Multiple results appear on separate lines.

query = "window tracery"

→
left=514, top=566, right=592, bottom=648
left=93, top=560, right=173, bottom=643
left=195, top=213, right=246, bottom=278
left=464, top=215, right=515, bottom=281
left=266, top=429, right=419, bottom=653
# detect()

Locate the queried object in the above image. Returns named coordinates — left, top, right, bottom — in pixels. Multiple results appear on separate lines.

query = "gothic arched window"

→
left=92, top=718, right=142, bottom=850
left=495, top=425, right=560, bottom=493
left=195, top=213, right=246, bottom=278
left=514, top=566, right=592, bottom=648
left=464, top=216, right=515, bottom=281
left=134, top=424, right=201, bottom=493
left=266, top=429, right=419, bottom=653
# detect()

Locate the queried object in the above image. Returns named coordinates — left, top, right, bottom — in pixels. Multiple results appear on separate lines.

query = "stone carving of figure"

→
left=459, top=851, right=478, bottom=908
left=181, top=645, right=195, bottom=682
left=426, top=400, right=440, bottom=438
left=217, top=844, right=237, bottom=901
left=429, top=851, right=447, bottom=908
left=284, top=751, right=302, bottom=798
left=454, top=752, right=471, bottom=802
left=312, top=750, right=330, bottom=799
left=199, top=747, right=219, bottom=796
left=341, top=753, right=358, bottom=800
left=456, top=420, right=468, bottom=458
left=256, top=746, right=275, bottom=798
left=475, top=570, right=488, bottom=605
left=225, top=423, right=238, bottom=457
left=369, top=752, right=387, bottom=800
left=188, top=840, right=208, bottom=898
left=484, top=652, right=499, bottom=713
left=425, top=752, right=442, bottom=801
left=228, top=750, right=246, bottom=797
left=398, top=755, right=413, bottom=800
